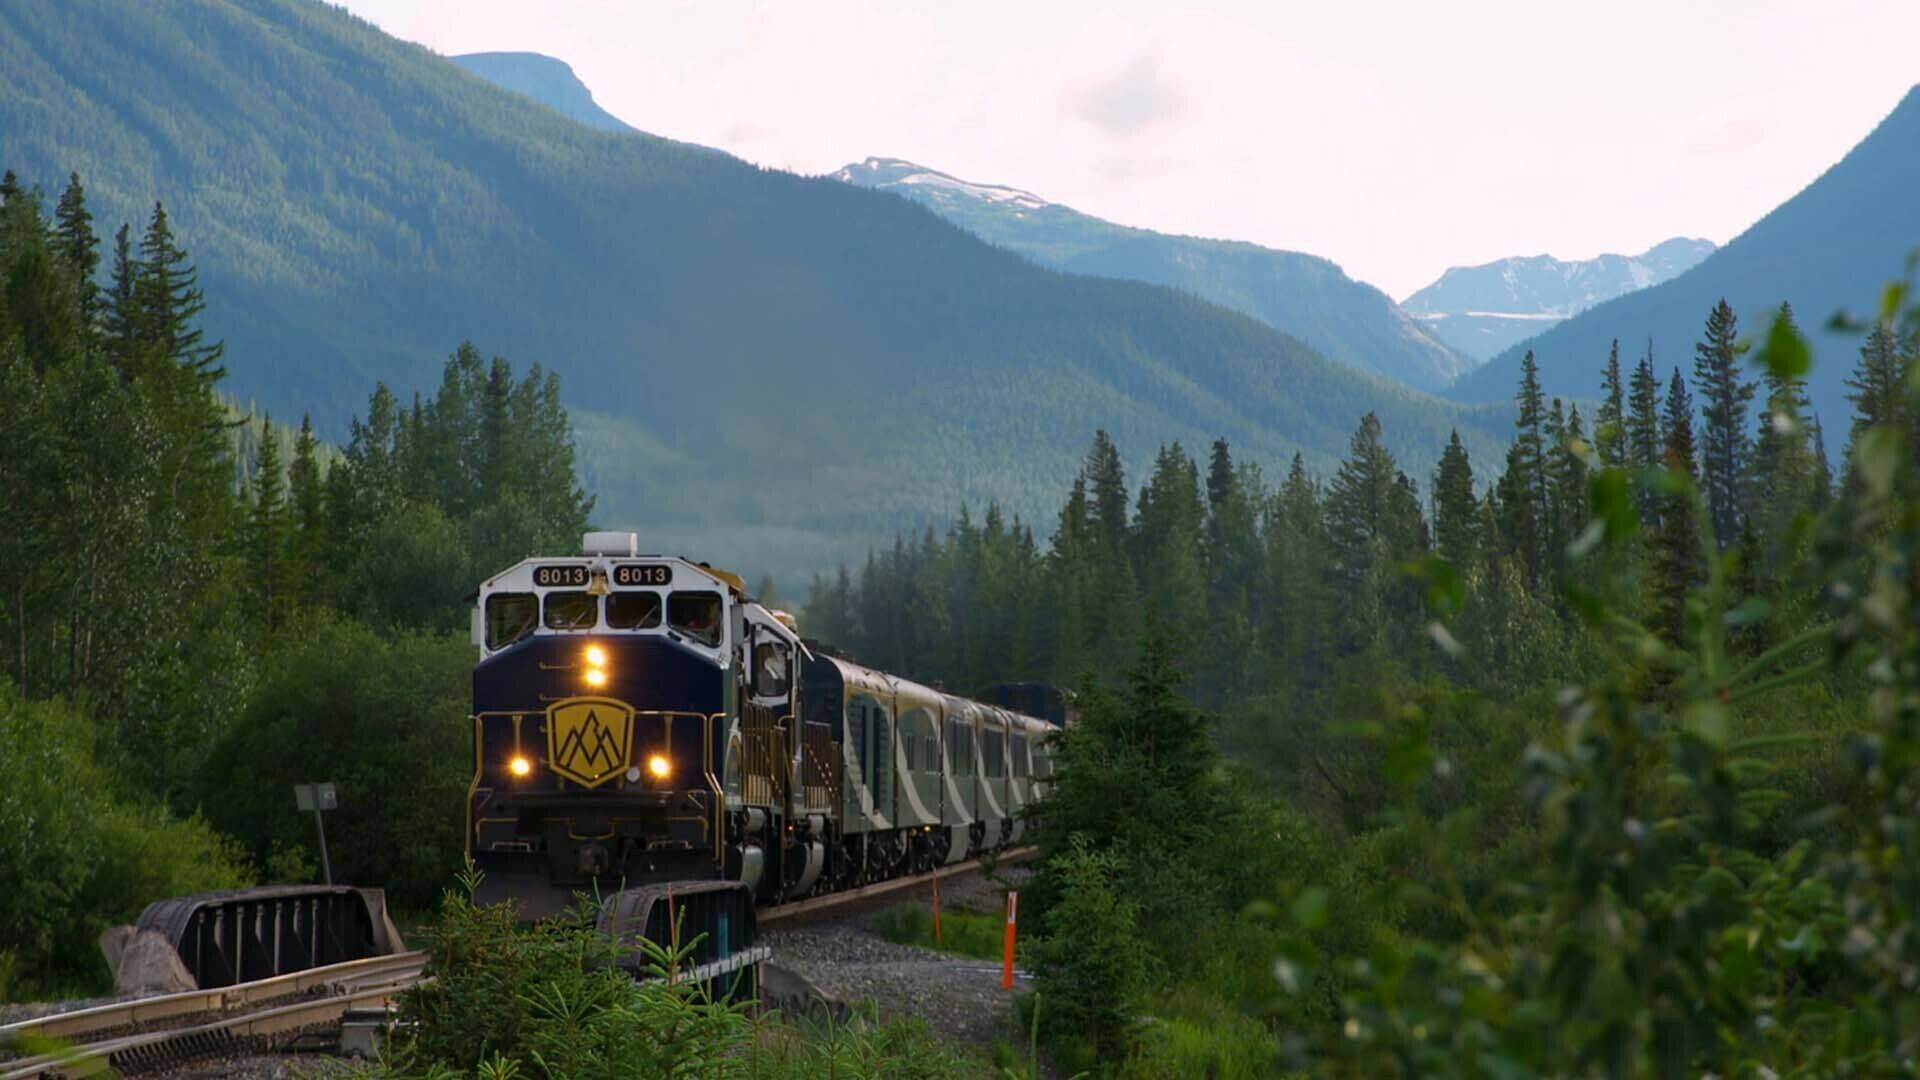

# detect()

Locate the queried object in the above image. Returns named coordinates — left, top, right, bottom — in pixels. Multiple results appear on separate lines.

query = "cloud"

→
left=1069, top=49, right=1185, bottom=136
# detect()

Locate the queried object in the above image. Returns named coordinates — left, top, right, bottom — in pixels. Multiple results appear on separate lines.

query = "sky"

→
left=337, top=0, right=1920, bottom=300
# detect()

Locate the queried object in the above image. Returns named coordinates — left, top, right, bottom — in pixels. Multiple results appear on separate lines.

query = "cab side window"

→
left=669, top=592, right=723, bottom=646
left=752, top=639, right=790, bottom=697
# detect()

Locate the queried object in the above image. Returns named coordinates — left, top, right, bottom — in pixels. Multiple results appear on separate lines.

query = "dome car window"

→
left=543, top=591, right=598, bottom=631
left=607, top=591, right=663, bottom=629
left=669, top=591, right=723, bottom=646
left=486, top=593, right=537, bottom=650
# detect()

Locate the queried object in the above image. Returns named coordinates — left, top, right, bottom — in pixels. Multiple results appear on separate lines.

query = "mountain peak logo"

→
left=545, top=697, right=634, bottom=788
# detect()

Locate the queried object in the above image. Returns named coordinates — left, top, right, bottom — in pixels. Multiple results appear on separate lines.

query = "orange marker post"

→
left=931, top=867, right=944, bottom=948
left=1001, top=890, right=1019, bottom=989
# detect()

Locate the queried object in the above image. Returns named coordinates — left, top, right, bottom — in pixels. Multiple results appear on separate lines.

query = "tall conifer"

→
left=1653, top=368, right=1702, bottom=642
left=52, top=173, right=99, bottom=324
left=1596, top=339, right=1627, bottom=468
left=1432, top=430, right=1478, bottom=567
left=1693, top=299, right=1753, bottom=546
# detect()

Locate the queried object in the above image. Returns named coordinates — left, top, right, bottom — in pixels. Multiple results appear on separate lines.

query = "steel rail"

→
left=0, top=949, right=428, bottom=1046
left=758, top=845, right=1037, bottom=924
left=0, top=980, right=421, bottom=1080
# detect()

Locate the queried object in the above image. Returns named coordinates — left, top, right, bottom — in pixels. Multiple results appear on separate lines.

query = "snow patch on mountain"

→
left=832, top=157, right=1050, bottom=211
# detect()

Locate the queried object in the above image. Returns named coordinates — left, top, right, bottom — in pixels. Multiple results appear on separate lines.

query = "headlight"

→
left=647, top=754, right=671, bottom=780
left=585, top=645, right=608, bottom=667
left=583, top=667, right=608, bottom=688
left=509, top=755, right=532, bottom=778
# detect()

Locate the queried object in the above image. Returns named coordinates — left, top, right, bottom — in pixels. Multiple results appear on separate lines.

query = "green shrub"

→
left=199, top=613, right=471, bottom=908
left=0, top=685, right=252, bottom=997
left=1028, top=837, right=1151, bottom=1066
left=343, top=874, right=979, bottom=1079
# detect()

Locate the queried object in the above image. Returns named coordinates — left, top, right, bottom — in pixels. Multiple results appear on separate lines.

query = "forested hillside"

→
left=0, top=0, right=1504, bottom=585
left=1450, top=84, right=1920, bottom=431
left=832, top=156, right=1470, bottom=391
left=449, top=52, right=633, bottom=133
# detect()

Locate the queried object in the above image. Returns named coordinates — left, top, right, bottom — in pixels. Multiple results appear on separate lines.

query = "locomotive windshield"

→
left=669, top=591, right=723, bottom=646
left=606, top=591, right=663, bottom=629
left=486, top=593, right=537, bottom=649
left=543, top=591, right=597, bottom=630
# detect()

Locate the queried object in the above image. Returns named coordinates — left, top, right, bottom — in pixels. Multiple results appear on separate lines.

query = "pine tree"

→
left=1132, top=443, right=1205, bottom=630
left=249, top=416, right=292, bottom=635
left=103, top=223, right=139, bottom=355
left=1627, top=343, right=1663, bottom=470
left=1325, top=413, right=1425, bottom=651
left=1594, top=339, right=1627, bottom=468
left=1432, top=429, right=1479, bottom=567
left=1845, top=325, right=1906, bottom=498
left=1544, top=399, right=1570, bottom=558
left=1084, top=430, right=1129, bottom=559
left=1809, top=414, right=1833, bottom=511
left=134, top=202, right=224, bottom=380
left=0, top=170, right=19, bottom=207
left=52, top=173, right=99, bottom=324
left=1693, top=299, right=1754, bottom=547
left=1552, top=405, right=1591, bottom=567
left=1750, top=304, right=1818, bottom=565
left=288, top=413, right=326, bottom=600
left=1502, top=353, right=1549, bottom=579
left=1653, top=367, right=1702, bottom=643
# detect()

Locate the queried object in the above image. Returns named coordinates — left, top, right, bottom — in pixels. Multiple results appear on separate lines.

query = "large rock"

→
left=99, top=926, right=197, bottom=995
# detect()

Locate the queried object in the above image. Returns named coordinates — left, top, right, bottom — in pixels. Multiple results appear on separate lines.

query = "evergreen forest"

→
left=12, top=149, right=1920, bottom=1075
left=806, top=262, right=1920, bottom=1074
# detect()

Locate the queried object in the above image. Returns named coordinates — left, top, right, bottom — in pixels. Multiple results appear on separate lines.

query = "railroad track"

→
left=0, top=950, right=428, bottom=1079
left=0, top=850, right=1031, bottom=1076
left=759, top=845, right=1036, bottom=925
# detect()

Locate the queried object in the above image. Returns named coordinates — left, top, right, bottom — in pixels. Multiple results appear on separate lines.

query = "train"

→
left=465, top=531, right=1067, bottom=922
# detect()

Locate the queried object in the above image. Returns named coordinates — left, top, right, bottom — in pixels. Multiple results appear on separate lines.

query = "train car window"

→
left=945, top=718, right=971, bottom=774
left=1013, top=734, right=1029, bottom=778
left=542, top=591, right=598, bottom=630
left=606, top=591, right=663, bottom=629
left=669, top=592, right=723, bottom=646
left=752, top=640, right=790, bottom=697
left=901, top=709, right=936, bottom=772
left=485, top=593, right=538, bottom=649
left=983, top=728, right=1005, bottom=778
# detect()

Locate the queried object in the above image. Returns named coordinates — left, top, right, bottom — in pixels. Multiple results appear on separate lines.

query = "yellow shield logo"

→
left=545, top=696, right=634, bottom=788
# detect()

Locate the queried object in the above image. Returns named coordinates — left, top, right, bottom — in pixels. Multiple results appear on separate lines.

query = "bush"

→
left=198, top=613, right=472, bottom=908
left=0, top=684, right=252, bottom=997
left=343, top=875, right=978, bottom=1079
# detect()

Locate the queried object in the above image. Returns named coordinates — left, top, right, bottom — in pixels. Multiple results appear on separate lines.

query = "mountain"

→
left=1403, top=238, right=1716, bottom=362
left=1450, top=86, right=1920, bottom=430
left=0, top=0, right=1504, bottom=585
left=833, top=156, right=1470, bottom=391
left=450, top=51, right=632, bottom=133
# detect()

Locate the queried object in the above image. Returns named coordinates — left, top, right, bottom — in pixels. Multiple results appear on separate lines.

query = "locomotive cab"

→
left=467, top=532, right=765, bottom=917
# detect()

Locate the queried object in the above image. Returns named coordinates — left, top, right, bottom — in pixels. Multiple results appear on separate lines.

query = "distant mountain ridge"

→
left=0, top=1, right=1506, bottom=586
left=1449, top=84, right=1920, bottom=433
left=832, top=156, right=1472, bottom=391
left=450, top=51, right=632, bottom=132
left=1403, top=238, right=1716, bottom=361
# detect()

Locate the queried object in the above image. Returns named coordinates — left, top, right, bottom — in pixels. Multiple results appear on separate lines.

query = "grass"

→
left=870, top=902, right=1013, bottom=962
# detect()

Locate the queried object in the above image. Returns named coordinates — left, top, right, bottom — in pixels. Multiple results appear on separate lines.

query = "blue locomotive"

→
left=466, top=532, right=1061, bottom=921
